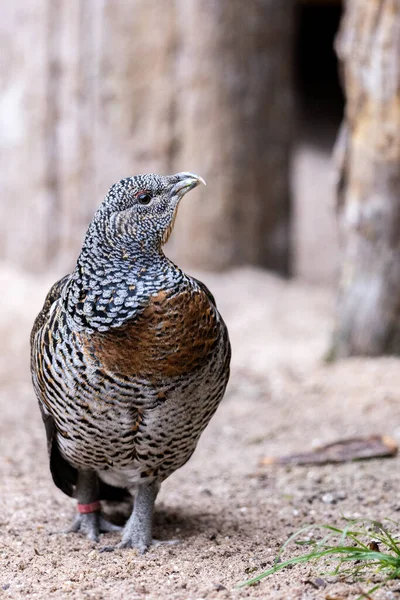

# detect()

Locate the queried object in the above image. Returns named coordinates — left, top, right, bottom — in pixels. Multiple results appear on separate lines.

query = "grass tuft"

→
left=237, top=518, right=400, bottom=598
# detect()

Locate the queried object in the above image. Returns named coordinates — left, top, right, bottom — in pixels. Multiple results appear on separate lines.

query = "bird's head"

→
left=95, top=172, right=205, bottom=252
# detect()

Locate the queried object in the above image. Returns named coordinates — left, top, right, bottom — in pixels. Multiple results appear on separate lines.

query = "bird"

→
left=30, top=172, right=231, bottom=553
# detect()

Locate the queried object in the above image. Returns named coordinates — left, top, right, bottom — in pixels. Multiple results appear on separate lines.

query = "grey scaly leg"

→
left=118, top=481, right=159, bottom=553
left=67, top=469, right=121, bottom=542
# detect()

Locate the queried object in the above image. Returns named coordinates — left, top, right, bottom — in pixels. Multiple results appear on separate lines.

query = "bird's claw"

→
left=99, top=538, right=180, bottom=554
left=66, top=513, right=122, bottom=542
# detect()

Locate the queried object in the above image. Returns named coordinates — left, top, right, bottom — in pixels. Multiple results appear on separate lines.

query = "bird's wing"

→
left=40, top=401, right=130, bottom=502
left=40, top=399, right=130, bottom=502
left=32, top=275, right=130, bottom=502
left=38, top=400, right=77, bottom=496
left=30, top=275, right=77, bottom=495
left=30, top=274, right=70, bottom=347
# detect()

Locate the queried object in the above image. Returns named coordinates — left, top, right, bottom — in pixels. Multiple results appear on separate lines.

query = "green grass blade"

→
left=236, top=518, right=400, bottom=592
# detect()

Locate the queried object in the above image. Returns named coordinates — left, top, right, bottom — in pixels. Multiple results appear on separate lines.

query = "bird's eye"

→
left=136, top=192, right=152, bottom=205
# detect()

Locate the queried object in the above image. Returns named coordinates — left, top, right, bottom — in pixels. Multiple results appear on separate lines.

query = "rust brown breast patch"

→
left=79, top=289, right=220, bottom=379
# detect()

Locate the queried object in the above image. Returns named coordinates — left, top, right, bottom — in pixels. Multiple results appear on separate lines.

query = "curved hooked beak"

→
left=161, top=172, right=206, bottom=246
left=170, top=172, right=206, bottom=200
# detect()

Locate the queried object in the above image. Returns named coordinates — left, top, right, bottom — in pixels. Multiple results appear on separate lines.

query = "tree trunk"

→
left=1, top=0, right=293, bottom=274
left=168, top=0, right=294, bottom=272
left=0, top=2, right=50, bottom=270
left=331, top=0, right=400, bottom=357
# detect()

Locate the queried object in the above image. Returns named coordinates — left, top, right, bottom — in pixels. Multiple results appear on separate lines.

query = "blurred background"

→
left=2, top=1, right=400, bottom=596
left=3, top=0, right=399, bottom=359
left=1, top=0, right=343, bottom=281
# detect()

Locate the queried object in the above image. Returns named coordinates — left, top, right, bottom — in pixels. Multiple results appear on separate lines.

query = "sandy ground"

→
left=2, top=263, right=400, bottom=600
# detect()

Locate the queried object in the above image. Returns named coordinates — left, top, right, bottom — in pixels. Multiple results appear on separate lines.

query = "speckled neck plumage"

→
left=65, top=216, right=186, bottom=333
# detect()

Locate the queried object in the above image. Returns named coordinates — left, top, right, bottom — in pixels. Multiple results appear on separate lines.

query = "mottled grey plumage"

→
left=31, top=172, right=231, bottom=552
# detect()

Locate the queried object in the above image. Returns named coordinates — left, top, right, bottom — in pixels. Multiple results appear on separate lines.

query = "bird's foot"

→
left=98, top=480, right=177, bottom=554
left=100, top=538, right=179, bottom=554
left=119, top=536, right=180, bottom=554
left=67, top=513, right=122, bottom=543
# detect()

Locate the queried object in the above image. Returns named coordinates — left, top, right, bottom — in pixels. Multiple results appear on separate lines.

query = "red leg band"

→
left=77, top=501, right=101, bottom=514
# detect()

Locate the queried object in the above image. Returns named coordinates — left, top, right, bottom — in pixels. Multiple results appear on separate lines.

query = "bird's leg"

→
left=67, top=469, right=121, bottom=542
left=118, top=481, right=159, bottom=553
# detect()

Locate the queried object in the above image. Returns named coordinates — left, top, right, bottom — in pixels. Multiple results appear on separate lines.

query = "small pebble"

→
left=213, top=583, right=227, bottom=591
left=321, top=493, right=335, bottom=504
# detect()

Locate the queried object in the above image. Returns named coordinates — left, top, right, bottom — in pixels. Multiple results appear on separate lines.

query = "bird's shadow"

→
left=153, top=504, right=221, bottom=542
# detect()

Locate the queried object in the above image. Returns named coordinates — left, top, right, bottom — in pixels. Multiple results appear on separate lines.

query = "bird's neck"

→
left=64, top=230, right=185, bottom=332
left=77, top=237, right=169, bottom=281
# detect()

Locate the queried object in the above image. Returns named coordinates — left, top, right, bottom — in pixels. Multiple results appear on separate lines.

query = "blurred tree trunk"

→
left=169, top=0, right=294, bottom=272
left=331, top=0, right=400, bottom=357
left=0, top=0, right=293, bottom=274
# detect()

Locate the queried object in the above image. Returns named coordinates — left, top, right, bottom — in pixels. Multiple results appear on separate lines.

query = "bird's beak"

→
left=161, top=172, right=206, bottom=246
left=170, top=172, right=206, bottom=200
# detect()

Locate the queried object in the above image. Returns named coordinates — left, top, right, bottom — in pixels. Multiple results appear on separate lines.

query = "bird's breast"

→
left=78, top=288, right=221, bottom=379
